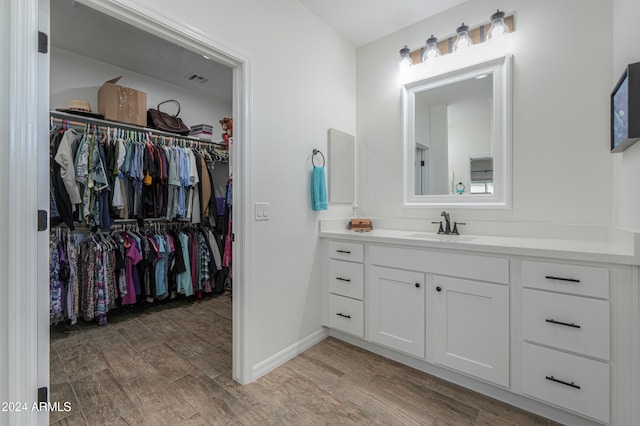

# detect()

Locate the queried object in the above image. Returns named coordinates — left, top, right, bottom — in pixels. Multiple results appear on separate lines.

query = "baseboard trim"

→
left=251, top=328, right=329, bottom=381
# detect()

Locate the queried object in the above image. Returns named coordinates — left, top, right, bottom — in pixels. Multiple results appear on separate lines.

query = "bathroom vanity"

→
left=320, top=221, right=640, bottom=426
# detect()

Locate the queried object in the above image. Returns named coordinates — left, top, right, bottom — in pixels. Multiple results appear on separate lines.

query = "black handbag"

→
left=147, top=100, right=190, bottom=135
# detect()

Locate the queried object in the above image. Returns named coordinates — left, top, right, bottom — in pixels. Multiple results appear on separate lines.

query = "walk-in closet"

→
left=47, top=1, right=235, bottom=422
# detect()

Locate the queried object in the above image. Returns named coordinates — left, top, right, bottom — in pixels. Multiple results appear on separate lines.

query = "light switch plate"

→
left=255, top=202, right=269, bottom=221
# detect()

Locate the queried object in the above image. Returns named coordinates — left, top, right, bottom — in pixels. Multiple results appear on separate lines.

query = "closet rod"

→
left=50, top=110, right=227, bottom=148
left=50, top=217, right=197, bottom=232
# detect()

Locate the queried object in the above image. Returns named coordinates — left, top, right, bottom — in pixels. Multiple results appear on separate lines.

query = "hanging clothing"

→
left=54, top=128, right=82, bottom=206
left=51, top=129, right=75, bottom=229
left=49, top=115, right=233, bottom=324
left=176, top=231, right=194, bottom=297
left=51, top=122, right=229, bottom=227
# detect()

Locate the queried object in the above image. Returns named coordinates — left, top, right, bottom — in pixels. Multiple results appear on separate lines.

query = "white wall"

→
left=448, top=97, right=492, bottom=191
left=357, top=0, right=613, bottom=225
left=612, top=0, right=640, bottom=230
left=0, top=0, right=10, bottom=413
left=50, top=47, right=231, bottom=131
left=127, top=0, right=356, bottom=366
left=430, top=104, right=449, bottom=194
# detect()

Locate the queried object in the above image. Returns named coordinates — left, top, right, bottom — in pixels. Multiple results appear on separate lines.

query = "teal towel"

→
left=311, top=166, right=328, bottom=211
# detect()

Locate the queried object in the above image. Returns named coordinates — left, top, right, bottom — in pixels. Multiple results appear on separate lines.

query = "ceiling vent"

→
left=184, top=73, right=209, bottom=84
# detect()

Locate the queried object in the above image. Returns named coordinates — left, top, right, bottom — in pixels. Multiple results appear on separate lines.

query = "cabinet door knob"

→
left=415, top=283, right=421, bottom=288
left=436, top=286, right=442, bottom=292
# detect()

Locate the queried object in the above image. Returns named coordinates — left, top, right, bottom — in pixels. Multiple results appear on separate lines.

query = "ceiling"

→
left=50, top=0, right=468, bottom=100
left=297, top=0, right=469, bottom=47
left=50, top=0, right=233, bottom=103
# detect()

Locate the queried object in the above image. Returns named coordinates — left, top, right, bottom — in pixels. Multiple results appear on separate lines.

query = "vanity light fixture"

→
left=453, top=23, right=473, bottom=52
left=399, top=11, right=514, bottom=65
left=398, top=45, right=413, bottom=71
left=486, top=9, right=510, bottom=41
left=422, top=35, right=441, bottom=63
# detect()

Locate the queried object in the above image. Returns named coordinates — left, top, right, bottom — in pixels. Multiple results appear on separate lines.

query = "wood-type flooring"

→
left=50, top=294, right=560, bottom=425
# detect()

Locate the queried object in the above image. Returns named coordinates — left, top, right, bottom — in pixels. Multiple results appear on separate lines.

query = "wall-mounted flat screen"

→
left=611, top=62, right=640, bottom=153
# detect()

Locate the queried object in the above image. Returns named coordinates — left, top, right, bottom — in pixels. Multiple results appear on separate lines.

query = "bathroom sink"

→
left=405, top=233, right=477, bottom=242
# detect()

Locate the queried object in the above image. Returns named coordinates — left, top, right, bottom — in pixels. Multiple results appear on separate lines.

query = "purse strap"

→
left=157, top=99, right=181, bottom=117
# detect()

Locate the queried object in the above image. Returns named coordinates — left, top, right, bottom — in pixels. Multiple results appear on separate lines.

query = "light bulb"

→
left=486, top=10, right=509, bottom=41
left=453, top=23, right=472, bottom=52
left=422, top=35, right=441, bottom=63
left=398, top=45, right=413, bottom=72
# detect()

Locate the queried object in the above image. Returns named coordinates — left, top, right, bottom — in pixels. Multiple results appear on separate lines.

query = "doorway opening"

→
left=42, top=0, right=250, bottom=420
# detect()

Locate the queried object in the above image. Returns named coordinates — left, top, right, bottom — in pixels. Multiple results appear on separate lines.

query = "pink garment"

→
left=222, top=217, right=232, bottom=268
left=122, top=236, right=143, bottom=305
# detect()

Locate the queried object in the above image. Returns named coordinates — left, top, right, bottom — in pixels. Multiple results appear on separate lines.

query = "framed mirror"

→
left=328, top=128, right=356, bottom=203
left=402, top=52, right=512, bottom=208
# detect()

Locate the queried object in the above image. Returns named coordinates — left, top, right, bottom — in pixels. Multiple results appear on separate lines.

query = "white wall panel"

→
left=612, top=0, right=640, bottom=230
left=356, top=0, right=613, bottom=225
left=129, top=0, right=357, bottom=366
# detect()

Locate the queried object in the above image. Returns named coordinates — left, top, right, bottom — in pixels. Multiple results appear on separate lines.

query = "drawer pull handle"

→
left=336, top=313, right=351, bottom=319
left=336, top=277, right=351, bottom=282
left=545, top=318, right=581, bottom=329
left=545, top=275, right=580, bottom=283
left=336, top=250, right=352, bottom=254
left=545, top=375, right=581, bottom=390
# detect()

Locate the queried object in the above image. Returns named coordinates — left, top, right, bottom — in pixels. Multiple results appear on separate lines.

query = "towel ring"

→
left=312, top=149, right=325, bottom=167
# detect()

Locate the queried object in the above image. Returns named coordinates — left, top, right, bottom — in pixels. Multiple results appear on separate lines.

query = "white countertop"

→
left=319, top=223, right=640, bottom=265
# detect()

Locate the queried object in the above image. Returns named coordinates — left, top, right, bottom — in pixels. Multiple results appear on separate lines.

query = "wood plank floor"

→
left=50, top=295, right=559, bottom=425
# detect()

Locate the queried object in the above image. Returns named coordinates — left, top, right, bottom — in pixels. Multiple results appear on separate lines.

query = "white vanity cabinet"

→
left=432, top=276, right=509, bottom=387
left=329, top=242, right=511, bottom=383
left=520, top=260, right=611, bottom=423
left=325, top=241, right=365, bottom=338
left=366, top=266, right=425, bottom=358
left=321, top=233, right=637, bottom=426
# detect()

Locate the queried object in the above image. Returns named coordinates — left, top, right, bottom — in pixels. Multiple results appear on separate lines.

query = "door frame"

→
left=8, top=3, right=253, bottom=422
left=7, top=0, right=42, bottom=424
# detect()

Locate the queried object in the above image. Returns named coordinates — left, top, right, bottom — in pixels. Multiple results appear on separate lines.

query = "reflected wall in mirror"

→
left=414, top=75, right=493, bottom=196
left=403, top=52, right=511, bottom=208
left=328, top=128, right=355, bottom=203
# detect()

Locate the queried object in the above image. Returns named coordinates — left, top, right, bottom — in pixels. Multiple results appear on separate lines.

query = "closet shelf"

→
left=50, top=110, right=226, bottom=147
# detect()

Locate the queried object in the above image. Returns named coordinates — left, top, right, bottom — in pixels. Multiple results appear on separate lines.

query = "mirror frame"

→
left=402, top=51, right=512, bottom=208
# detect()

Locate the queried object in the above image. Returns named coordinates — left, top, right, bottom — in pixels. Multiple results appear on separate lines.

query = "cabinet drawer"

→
left=327, top=241, right=364, bottom=263
left=328, top=260, right=364, bottom=300
left=522, top=343, right=609, bottom=423
left=328, top=294, right=364, bottom=338
left=521, top=260, right=609, bottom=299
left=369, top=245, right=509, bottom=284
left=522, top=289, right=610, bottom=360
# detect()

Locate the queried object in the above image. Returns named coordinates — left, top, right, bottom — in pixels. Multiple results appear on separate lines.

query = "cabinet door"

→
left=433, top=276, right=509, bottom=387
left=367, top=266, right=425, bottom=358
